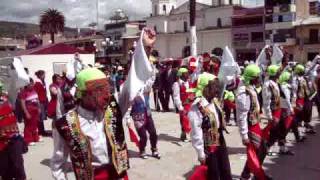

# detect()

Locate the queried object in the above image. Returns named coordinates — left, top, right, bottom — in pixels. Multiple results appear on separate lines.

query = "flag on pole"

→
left=12, top=57, right=30, bottom=89
left=218, top=46, right=240, bottom=85
left=128, top=127, right=140, bottom=148
left=118, top=29, right=154, bottom=116
left=218, top=46, right=240, bottom=99
left=271, top=45, right=284, bottom=65
left=256, top=45, right=269, bottom=70
left=0, top=57, right=30, bottom=106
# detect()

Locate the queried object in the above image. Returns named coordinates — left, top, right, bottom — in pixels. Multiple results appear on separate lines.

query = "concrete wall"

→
left=199, top=29, right=233, bottom=54
left=20, top=54, right=94, bottom=95
left=154, top=28, right=232, bottom=58
left=168, top=13, right=205, bottom=33
left=295, top=25, right=320, bottom=62
left=147, top=16, right=169, bottom=33
left=205, top=6, right=233, bottom=28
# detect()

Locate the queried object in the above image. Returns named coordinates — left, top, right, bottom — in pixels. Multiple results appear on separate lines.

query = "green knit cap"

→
left=224, top=90, right=235, bottom=101
left=294, top=64, right=305, bottom=74
left=177, top=68, right=188, bottom=77
left=76, top=68, right=107, bottom=97
left=267, top=65, right=280, bottom=77
left=243, top=64, right=261, bottom=85
left=278, top=71, right=291, bottom=85
left=194, top=72, right=216, bottom=97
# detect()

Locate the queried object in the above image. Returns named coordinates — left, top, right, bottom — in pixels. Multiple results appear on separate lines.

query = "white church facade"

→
left=147, top=0, right=243, bottom=59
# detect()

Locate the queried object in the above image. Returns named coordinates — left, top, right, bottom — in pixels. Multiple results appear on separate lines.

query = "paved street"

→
left=22, top=108, right=320, bottom=180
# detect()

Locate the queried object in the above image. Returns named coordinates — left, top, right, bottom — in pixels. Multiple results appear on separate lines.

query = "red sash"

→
left=189, top=165, right=207, bottom=180
left=224, top=100, right=236, bottom=109
left=262, top=109, right=282, bottom=141
left=284, top=115, right=294, bottom=130
left=247, top=143, right=266, bottom=180
left=295, top=98, right=305, bottom=113
left=128, top=127, right=139, bottom=148
left=180, top=83, right=192, bottom=133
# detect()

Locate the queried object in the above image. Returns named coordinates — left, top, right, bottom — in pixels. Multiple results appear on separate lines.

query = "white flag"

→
left=218, top=46, right=240, bottom=85
left=118, top=29, right=154, bottom=115
left=12, top=57, right=30, bottom=89
left=256, top=45, right=269, bottom=70
left=0, top=57, right=29, bottom=105
left=271, top=45, right=284, bottom=65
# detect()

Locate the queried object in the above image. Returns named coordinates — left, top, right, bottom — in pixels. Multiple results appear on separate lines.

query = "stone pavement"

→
left=22, top=109, right=320, bottom=180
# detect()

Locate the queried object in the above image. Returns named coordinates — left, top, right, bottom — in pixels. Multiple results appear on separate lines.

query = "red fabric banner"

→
left=247, top=143, right=266, bottom=180
left=284, top=115, right=294, bottom=130
left=128, top=127, right=140, bottom=148
left=180, top=110, right=192, bottom=133
left=189, top=165, right=207, bottom=180
left=262, top=109, right=281, bottom=141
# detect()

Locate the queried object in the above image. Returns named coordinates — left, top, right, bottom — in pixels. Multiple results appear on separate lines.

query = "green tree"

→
left=40, top=9, right=65, bottom=44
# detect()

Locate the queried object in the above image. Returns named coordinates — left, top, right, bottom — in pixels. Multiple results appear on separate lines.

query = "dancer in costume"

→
left=173, top=67, right=194, bottom=141
left=51, top=68, right=129, bottom=180
left=236, top=64, right=272, bottom=180
left=0, top=81, right=26, bottom=180
left=189, top=73, right=232, bottom=180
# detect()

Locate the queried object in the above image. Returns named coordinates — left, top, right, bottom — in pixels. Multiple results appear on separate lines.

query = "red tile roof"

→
left=17, top=43, right=91, bottom=56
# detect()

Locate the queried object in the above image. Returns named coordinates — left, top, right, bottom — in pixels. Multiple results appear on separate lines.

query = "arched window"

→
left=154, top=5, right=158, bottom=16
left=163, top=4, right=167, bottom=14
left=184, top=21, right=188, bottom=32
left=217, top=18, right=222, bottom=28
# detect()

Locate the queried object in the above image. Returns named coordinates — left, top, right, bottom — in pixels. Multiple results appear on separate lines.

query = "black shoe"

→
left=180, top=132, right=187, bottom=142
left=297, top=136, right=307, bottom=143
left=140, top=152, right=148, bottom=159
left=252, top=175, right=273, bottom=180
left=305, top=129, right=316, bottom=135
left=279, top=150, right=295, bottom=156
left=266, top=175, right=273, bottom=180
left=152, top=151, right=161, bottom=159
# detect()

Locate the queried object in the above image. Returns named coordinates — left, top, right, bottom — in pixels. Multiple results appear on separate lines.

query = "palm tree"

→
left=40, top=8, right=65, bottom=44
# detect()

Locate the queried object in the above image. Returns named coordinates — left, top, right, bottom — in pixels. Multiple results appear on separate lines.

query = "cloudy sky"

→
left=0, top=0, right=263, bottom=28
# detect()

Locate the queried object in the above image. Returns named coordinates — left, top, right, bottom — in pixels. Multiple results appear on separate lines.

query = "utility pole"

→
left=189, top=0, right=197, bottom=56
left=96, top=0, right=99, bottom=30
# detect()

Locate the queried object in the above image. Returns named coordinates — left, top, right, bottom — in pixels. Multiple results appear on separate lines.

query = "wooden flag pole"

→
left=190, top=0, right=197, bottom=56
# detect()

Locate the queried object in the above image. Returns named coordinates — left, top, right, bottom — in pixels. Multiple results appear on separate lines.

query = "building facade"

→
left=147, top=0, right=242, bottom=59
left=103, top=9, right=145, bottom=64
left=294, top=0, right=320, bottom=62
left=232, top=7, right=265, bottom=64
left=264, top=0, right=320, bottom=62
left=264, top=0, right=298, bottom=60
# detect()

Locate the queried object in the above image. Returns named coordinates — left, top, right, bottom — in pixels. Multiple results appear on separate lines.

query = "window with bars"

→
left=309, top=1, right=320, bottom=16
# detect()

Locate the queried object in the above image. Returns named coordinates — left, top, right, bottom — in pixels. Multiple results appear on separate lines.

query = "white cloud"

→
left=0, top=0, right=263, bottom=28
left=0, top=0, right=152, bottom=28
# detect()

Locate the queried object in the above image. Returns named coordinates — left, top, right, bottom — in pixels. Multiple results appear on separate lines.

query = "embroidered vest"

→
left=304, top=77, right=316, bottom=98
left=269, top=81, right=281, bottom=111
left=0, top=96, right=19, bottom=151
left=246, top=87, right=260, bottom=126
left=55, top=97, right=129, bottom=180
left=297, top=77, right=309, bottom=99
left=197, top=98, right=225, bottom=154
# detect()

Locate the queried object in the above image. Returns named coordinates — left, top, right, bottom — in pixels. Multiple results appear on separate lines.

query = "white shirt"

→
left=188, top=98, right=220, bottom=160
left=280, top=83, right=294, bottom=114
left=236, top=82, right=260, bottom=141
left=51, top=106, right=109, bottom=180
left=172, top=79, right=189, bottom=111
